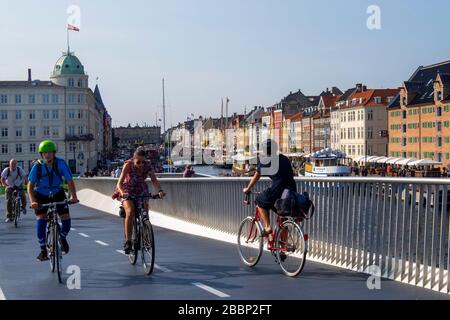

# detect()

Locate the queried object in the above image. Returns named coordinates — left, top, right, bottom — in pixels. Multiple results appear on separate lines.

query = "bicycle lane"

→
left=53, top=205, right=450, bottom=300
left=0, top=205, right=214, bottom=300
left=1, top=204, right=449, bottom=300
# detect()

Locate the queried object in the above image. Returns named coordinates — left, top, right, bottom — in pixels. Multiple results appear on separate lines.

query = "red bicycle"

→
left=237, top=192, right=310, bottom=277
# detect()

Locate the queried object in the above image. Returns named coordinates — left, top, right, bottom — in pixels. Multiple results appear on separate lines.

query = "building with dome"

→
left=0, top=50, right=112, bottom=174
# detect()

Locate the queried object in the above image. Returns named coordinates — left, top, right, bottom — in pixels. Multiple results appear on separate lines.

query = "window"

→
left=77, top=79, right=83, bottom=88
left=68, top=126, right=76, bottom=136
left=15, top=144, right=22, bottom=154
left=438, top=137, right=443, bottom=147
left=78, top=125, right=84, bottom=135
left=437, top=91, right=442, bottom=101
left=29, top=127, right=36, bottom=137
left=1, top=128, right=8, bottom=137
left=43, top=110, right=50, bottom=119
left=368, top=110, right=374, bottom=120
left=68, top=94, right=76, bottom=104
left=43, top=126, right=50, bottom=137
left=15, top=111, right=21, bottom=120
left=29, top=143, right=36, bottom=153
left=0, top=95, right=7, bottom=104
left=437, top=122, right=442, bottom=132
left=15, top=128, right=22, bottom=138
left=68, top=110, right=75, bottom=119
left=68, top=78, right=75, bottom=87
left=402, top=110, right=407, bottom=119
left=1, top=111, right=7, bottom=120
left=77, top=94, right=83, bottom=104
left=402, top=124, right=407, bottom=133
left=52, top=126, right=59, bottom=137
left=28, top=95, right=35, bottom=104
left=402, top=97, right=407, bottom=105
left=69, top=142, right=76, bottom=152
left=52, top=110, right=59, bottom=119
left=29, top=111, right=36, bottom=120
left=51, top=94, right=59, bottom=104
left=1, top=144, right=8, bottom=154
left=15, top=95, right=21, bottom=104
left=374, top=97, right=382, bottom=104
left=43, top=94, right=50, bottom=104
left=77, top=110, right=83, bottom=119
left=437, top=107, right=442, bottom=117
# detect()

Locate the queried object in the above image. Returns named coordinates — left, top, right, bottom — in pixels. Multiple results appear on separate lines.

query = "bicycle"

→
left=122, top=194, right=160, bottom=275
left=36, top=198, right=77, bottom=284
left=237, top=191, right=312, bottom=277
left=10, top=187, right=24, bottom=228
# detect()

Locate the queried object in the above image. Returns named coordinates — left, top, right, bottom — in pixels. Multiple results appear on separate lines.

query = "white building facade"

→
left=0, top=50, right=110, bottom=173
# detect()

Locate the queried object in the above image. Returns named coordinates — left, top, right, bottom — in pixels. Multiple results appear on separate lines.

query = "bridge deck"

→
left=0, top=205, right=448, bottom=300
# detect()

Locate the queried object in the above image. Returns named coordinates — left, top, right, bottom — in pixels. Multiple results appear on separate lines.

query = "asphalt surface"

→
left=0, top=204, right=449, bottom=300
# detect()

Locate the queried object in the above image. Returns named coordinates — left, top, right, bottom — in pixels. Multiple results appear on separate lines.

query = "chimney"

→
left=356, top=83, right=363, bottom=92
left=362, top=85, right=367, bottom=92
left=27, top=68, right=32, bottom=82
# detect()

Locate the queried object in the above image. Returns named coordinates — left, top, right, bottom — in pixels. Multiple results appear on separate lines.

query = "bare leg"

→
left=123, top=200, right=135, bottom=241
left=258, top=206, right=272, bottom=234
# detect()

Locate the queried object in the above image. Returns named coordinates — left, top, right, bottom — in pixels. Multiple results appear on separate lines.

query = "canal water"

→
left=193, top=165, right=232, bottom=177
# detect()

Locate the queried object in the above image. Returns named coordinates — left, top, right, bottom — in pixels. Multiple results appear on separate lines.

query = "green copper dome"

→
left=52, top=53, right=85, bottom=76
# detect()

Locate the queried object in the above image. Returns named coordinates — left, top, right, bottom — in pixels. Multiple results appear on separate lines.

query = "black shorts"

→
left=256, top=186, right=297, bottom=212
left=35, top=190, right=69, bottom=216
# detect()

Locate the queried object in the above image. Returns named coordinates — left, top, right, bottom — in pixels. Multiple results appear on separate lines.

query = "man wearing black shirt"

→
left=243, top=139, right=297, bottom=240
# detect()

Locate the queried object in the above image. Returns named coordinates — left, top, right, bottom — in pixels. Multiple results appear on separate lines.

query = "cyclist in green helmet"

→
left=28, top=140, right=79, bottom=262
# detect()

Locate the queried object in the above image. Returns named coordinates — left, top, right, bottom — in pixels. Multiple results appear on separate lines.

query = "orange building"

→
left=388, top=61, right=450, bottom=169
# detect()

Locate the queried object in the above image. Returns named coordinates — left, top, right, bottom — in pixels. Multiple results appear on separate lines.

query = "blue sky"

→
left=0, top=0, right=449, bottom=127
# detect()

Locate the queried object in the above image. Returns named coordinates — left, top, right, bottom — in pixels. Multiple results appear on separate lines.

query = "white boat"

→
left=303, top=148, right=351, bottom=177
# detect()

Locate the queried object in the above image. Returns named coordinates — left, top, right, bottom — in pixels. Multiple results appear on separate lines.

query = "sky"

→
left=1, top=0, right=449, bottom=129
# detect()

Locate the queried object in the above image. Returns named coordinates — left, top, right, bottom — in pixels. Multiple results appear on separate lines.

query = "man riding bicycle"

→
left=243, top=139, right=297, bottom=241
left=1, top=159, right=28, bottom=223
left=28, top=140, right=79, bottom=262
left=113, top=147, right=165, bottom=254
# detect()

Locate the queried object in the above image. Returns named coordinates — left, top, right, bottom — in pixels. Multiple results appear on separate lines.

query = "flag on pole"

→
left=68, top=24, right=80, bottom=32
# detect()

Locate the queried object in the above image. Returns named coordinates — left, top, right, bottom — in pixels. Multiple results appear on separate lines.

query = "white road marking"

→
left=78, top=233, right=90, bottom=238
left=0, top=287, right=6, bottom=300
left=154, top=264, right=173, bottom=273
left=192, top=282, right=230, bottom=298
left=95, top=240, right=109, bottom=246
left=71, top=228, right=76, bottom=231
left=116, top=250, right=126, bottom=255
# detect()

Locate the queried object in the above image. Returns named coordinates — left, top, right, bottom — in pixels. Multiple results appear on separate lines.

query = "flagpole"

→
left=67, top=27, right=70, bottom=54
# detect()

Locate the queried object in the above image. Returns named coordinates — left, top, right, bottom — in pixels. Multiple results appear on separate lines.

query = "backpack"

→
left=34, top=159, right=64, bottom=186
left=275, top=190, right=315, bottom=219
left=6, top=167, right=23, bottom=181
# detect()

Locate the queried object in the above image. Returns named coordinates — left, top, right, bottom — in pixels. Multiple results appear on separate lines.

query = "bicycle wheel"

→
left=237, top=217, right=263, bottom=267
left=128, top=220, right=138, bottom=265
left=141, top=220, right=155, bottom=275
left=54, top=224, right=63, bottom=284
left=47, top=226, right=56, bottom=272
left=14, top=201, right=20, bottom=228
left=275, top=220, right=307, bottom=277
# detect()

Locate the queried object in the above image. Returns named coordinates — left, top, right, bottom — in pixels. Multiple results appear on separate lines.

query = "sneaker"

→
left=123, top=240, right=133, bottom=255
left=60, top=237, right=70, bottom=254
left=4, top=218, right=12, bottom=223
left=37, top=250, right=49, bottom=262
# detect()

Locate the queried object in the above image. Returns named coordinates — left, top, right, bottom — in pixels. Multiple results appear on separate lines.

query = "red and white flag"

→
left=67, top=24, right=80, bottom=32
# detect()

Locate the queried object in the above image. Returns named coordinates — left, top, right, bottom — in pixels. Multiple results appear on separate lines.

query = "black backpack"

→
left=275, top=190, right=315, bottom=219
left=6, top=167, right=23, bottom=181
left=34, top=159, right=64, bottom=186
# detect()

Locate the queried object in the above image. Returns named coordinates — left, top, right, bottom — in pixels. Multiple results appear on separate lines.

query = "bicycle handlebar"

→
left=123, top=194, right=162, bottom=201
left=30, top=199, right=79, bottom=210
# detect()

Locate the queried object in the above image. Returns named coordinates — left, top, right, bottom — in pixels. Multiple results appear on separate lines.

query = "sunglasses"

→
left=135, top=160, right=145, bottom=165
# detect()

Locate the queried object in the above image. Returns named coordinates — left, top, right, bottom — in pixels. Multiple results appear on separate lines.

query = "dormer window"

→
left=437, top=91, right=442, bottom=101
left=68, top=78, right=74, bottom=87
left=402, top=96, right=407, bottom=106
left=374, top=96, right=382, bottom=104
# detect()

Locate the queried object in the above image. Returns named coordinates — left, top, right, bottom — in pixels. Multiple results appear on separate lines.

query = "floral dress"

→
left=112, top=160, right=154, bottom=201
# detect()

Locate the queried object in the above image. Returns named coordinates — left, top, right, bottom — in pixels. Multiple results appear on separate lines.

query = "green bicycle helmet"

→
left=38, top=140, right=57, bottom=153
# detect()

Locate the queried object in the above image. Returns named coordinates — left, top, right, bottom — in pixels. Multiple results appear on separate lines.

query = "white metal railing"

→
left=75, top=176, right=450, bottom=294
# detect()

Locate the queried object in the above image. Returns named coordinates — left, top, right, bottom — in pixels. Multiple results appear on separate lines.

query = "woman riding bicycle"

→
left=113, top=147, right=165, bottom=254
left=243, top=139, right=297, bottom=241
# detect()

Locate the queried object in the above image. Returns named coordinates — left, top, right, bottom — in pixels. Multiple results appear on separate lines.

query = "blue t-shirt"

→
left=28, top=158, right=73, bottom=196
